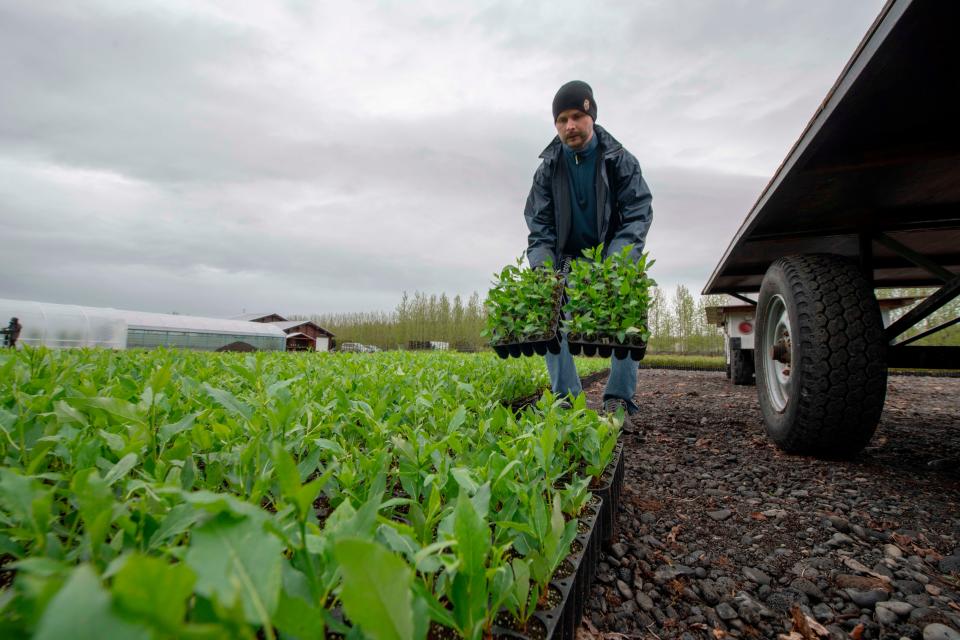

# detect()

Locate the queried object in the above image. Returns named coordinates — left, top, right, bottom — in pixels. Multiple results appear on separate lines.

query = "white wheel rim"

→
left=763, top=295, right=792, bottom=413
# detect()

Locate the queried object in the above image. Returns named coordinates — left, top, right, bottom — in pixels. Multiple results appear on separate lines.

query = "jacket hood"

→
left=539, top=124, right=623, bottom=162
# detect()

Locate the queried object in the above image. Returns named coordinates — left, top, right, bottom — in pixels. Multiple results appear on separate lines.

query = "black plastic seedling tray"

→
left=566, top=335, right=647, bottom=361
left=493, top=334, right=562, bottom=359
left=493, top=436, right=624, bottom=640
left=492, top=495, right=602, bottom=640
left=591, top=441, right=625, bottom=548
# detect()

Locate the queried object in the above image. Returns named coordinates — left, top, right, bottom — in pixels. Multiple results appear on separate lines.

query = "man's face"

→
left=555, top=108, right=594, bottom=150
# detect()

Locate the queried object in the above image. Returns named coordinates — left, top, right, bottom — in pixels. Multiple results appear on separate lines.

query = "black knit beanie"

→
left=552, top=80, right=597, bottom=122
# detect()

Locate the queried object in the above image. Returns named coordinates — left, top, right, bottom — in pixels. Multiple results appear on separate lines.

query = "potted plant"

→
left=563, top=245, right=655, bottom=360
left=483, top=257, right=565, bottom=358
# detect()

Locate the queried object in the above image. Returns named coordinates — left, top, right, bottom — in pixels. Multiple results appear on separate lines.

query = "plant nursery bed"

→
left=0, top=349, right=628, bottom=639
left=491, top=435, right=625, bottom=640
left=493, top=495, right=602, bottom=640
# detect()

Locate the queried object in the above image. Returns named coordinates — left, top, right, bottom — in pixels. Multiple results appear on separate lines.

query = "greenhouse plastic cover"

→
left=0, top=298, right=286, bottom=349
left=0, top=298, right=127, bottom=349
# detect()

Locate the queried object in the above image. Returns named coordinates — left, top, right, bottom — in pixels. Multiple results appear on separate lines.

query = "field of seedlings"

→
left=0, top=349, right=617, bottom=639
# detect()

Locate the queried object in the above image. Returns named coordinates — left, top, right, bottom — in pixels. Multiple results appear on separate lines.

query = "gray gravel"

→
left=580, top=370, right=960, bottom=640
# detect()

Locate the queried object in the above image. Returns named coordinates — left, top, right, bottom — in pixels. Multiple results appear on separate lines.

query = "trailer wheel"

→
left=731, top=348, right=754, bottom=385
left=755, top=254, right=887, bottom=456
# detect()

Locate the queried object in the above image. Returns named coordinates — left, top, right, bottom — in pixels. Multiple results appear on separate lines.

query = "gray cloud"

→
left=0, top=0, right=884, bottom=316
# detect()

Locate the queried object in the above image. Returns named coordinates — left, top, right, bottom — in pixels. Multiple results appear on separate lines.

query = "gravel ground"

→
left=579, top=370, right=960, bottom=640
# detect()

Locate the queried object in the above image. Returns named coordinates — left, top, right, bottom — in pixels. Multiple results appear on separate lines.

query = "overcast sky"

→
left=0, top=0, right=885, bottom=317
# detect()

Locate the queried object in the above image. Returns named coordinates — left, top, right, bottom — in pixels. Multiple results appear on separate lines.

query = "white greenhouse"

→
left=0, top=298, right=287, bottom=351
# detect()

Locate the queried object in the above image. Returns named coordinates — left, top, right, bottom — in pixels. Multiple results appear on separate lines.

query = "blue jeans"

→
left=545, top=331, right=640, bottom=414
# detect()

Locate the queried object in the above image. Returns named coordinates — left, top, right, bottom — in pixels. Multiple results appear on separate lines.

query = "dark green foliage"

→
left=563, top=245, right=656, bottom=343
left=483, top=257, right=564, bottom=344
left=0, top=349, right=620, bottom=639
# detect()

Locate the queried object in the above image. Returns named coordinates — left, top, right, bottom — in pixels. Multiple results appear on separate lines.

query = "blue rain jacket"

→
left=523, top=124, right=653, bottom=269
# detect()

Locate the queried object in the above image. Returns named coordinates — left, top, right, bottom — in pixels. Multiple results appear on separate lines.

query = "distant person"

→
left=523, top=81, right=653, bottom=415
left=3, top=317, right=23, bottom=348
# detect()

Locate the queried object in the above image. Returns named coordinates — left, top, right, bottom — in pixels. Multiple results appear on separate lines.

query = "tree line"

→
left=302, top=286, right=728, bottom=354
left=308, top=292, right=487, bottom=351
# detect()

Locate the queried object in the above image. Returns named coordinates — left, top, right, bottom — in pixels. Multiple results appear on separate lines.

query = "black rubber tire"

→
left=755, top=254, right=887, bottom=457
left=731, top=348, right=755, bottom=385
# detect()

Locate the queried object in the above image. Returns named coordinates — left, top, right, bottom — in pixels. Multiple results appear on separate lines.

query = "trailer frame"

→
left=702, top=0, right=960, bottom=455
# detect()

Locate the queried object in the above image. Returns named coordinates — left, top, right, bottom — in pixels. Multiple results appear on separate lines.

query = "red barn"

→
left=232, top=313, right=335, bottom=351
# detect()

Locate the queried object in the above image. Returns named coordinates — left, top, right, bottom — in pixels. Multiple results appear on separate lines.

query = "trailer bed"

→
left=704, top=0, right=960, bottom=295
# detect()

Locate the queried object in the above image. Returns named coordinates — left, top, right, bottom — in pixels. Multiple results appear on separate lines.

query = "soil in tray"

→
left=551, top=557, right=577, bottom=581
left=493, top=612, right=549, bottom=640
left=588, top=450, right=620, bottom=490
left=576, top=518, right=592, bottom=535
left=537, top=584, right=563, bottom=611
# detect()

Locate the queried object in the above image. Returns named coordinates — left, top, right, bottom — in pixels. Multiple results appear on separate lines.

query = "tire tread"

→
left=757, top=254, right=887, bottom=456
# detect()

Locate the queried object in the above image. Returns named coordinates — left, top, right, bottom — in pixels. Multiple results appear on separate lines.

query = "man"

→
left=524, top=80, right=653, bottom=415
left=3, top=317, right=22, bottom=348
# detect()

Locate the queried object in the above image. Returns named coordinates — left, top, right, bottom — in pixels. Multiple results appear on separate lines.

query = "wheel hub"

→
left=771, top=339, right=791, bottom=364
left=762, top=295, right=793, bottom=413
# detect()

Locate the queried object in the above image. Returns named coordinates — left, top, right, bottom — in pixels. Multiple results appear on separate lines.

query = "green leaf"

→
left=450, top=467, right=478, bottom=495
left=34, top=565, right=151, bottom=640
left=158, top=413, right=197, bottom=447
left=453, top=489, right=489, bottom=577
left=98, top=429, right=126, bottom=452
left=274, top=588, right=325, bottom=640
left=202, top=384, right=252, bottom=420
left=446, top=406, right=466, bottom=434
left=54, top=400, right=89, bottom=427
left=11, top=556, right=68, bottom=578
left=510, top=558, right=531, bottom=616
left=71, top=397, right=145, bottom=426
left=272, top=442, right=300, bottom=499
left=0, top=467, right=34, bottom=521
left=112, top=553, right=196, bottom=632
left=293, top=476, right=326, bottom=518
left=178, top=489, right=263, bottom=519
left=103, top=453, right=138, bottom=487
left=267, top=375, right=301, bottom=398
left=148, top=503, right=205, bottom=549
left=334, top=538, right=417, bottom=640
left=185, top=513, right=283, bottom=627
left=72, top=469, right=114, bottom=558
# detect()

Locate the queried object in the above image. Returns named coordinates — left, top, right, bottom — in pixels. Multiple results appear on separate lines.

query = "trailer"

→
left=702, top=0, right=960, bottom=456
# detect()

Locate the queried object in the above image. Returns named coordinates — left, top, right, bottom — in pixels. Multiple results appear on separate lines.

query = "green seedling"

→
left=564, top=245, right=656, bottom=343
left=483, top=256, right=564, bottom=344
